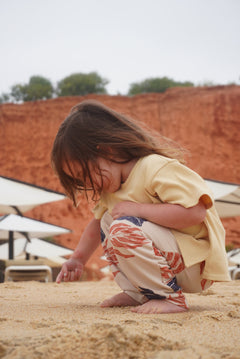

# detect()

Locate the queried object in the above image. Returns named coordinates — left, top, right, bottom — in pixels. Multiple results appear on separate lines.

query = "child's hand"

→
left=112, top=201, right=141, bottom=220
left=56, top=258, right=83, bottom=283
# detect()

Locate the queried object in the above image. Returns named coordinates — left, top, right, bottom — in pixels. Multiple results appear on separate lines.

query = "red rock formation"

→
left=1, top=87, right=240, bottom=275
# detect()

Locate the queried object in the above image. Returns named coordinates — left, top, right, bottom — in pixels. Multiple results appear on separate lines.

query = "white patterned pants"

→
left=100, top=212, right=213, bottom=309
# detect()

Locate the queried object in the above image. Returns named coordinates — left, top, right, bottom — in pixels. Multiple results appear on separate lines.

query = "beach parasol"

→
left=0, top=214, right=71, bottom=259
left=0, top=176, right=66, bottom=215
left=0, top=237, right=73, bottom=260
left=0, top=176, right=70, bottom=260
left=205, top=179, right=240, bottom=218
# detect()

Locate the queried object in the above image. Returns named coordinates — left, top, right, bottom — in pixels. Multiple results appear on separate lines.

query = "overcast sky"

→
left=1, top=0, right=239, bottom=95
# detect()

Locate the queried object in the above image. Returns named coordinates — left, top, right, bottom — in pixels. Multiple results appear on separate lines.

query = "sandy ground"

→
left=1, top=280, right=240, bottom=359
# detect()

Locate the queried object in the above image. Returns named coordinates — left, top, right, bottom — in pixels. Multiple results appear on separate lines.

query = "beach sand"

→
left=1, top=280, right=240, bottom=359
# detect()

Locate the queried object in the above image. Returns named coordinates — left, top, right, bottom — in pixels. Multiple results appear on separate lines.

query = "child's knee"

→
left=108, top=217, right=130, bottom=247
left=108, top=216, right=147, bottom=249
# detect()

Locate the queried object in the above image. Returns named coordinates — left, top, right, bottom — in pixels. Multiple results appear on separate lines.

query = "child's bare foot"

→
left=131, top=299, right=188, bottom=314
left=101, top=292, right=140, bottom=307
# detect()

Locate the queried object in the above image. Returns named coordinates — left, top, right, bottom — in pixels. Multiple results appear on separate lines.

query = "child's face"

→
left=63, top=158, right=122, bottom=194
left=96, top=158, right=122, bottom=193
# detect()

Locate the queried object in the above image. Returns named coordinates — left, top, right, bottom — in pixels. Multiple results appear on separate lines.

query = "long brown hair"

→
left=51, top=100, right=186, bottom=205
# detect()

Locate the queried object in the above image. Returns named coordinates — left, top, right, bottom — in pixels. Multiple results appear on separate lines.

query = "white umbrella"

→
left=205, top=179, right=240, bottom=218
left=0, top=176, right=66, bottom=215
left=0, top=237, right=73, bottom=260
left=0, top=214, right=71, bottom=259
left=26, top=238, right=73, bottom=258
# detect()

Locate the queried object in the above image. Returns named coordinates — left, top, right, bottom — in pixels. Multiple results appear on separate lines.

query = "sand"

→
left=1, top=280, right=240, bottom=359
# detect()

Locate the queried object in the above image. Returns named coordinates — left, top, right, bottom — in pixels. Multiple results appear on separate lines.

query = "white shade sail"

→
left=0, top=214, right=71, bottom=240
left=205, top=179, right=240, bottom=218
left=0, top=176, right=66, bottom=215
left=0, top=237, right=73, bottom=260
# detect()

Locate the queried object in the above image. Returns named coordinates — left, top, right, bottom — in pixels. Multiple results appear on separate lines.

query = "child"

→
left=51, top=100, right=230, bottom=314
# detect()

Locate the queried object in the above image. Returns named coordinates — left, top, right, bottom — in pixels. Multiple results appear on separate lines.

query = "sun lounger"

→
left=5, top=265, right=52, bottom=282
left=227, top=249, right=240, bottom=280
left=232, top=267, right=240, bottom=280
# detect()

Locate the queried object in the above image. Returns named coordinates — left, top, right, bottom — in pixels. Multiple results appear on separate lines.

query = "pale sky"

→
left=1, top=0, right=239, bottom=96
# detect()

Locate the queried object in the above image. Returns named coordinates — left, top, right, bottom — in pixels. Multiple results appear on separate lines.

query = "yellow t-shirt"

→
left=93, top=154, right=230, bottom=281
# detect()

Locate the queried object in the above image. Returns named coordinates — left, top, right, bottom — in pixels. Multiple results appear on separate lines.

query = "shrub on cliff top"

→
left=10, top=76, right=54, bottom=102
left=128, top=77, right=194, bottom=95
left=56, top=72, right=109, bottom=97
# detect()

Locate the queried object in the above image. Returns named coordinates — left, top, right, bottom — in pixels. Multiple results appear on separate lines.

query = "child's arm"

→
left=56, top=218, right=101, bottom=283
left=111, top=201, right=206, bottom=229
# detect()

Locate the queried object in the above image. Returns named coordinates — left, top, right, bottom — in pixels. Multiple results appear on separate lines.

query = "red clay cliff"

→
left=1, top=86, right=240, bottom=273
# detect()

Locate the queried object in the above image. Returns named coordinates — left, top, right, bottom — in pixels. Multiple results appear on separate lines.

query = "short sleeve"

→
left=149, top=160, right=213, bottom=210
left=92, top=201, right=108, bottom=219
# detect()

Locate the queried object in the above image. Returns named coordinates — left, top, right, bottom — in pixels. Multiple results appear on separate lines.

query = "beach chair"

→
left=4, top=260, right=52, bottom=282
left=227, top=249, right=240, bottom=280
left=232, top=267, right=240, bottom=280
